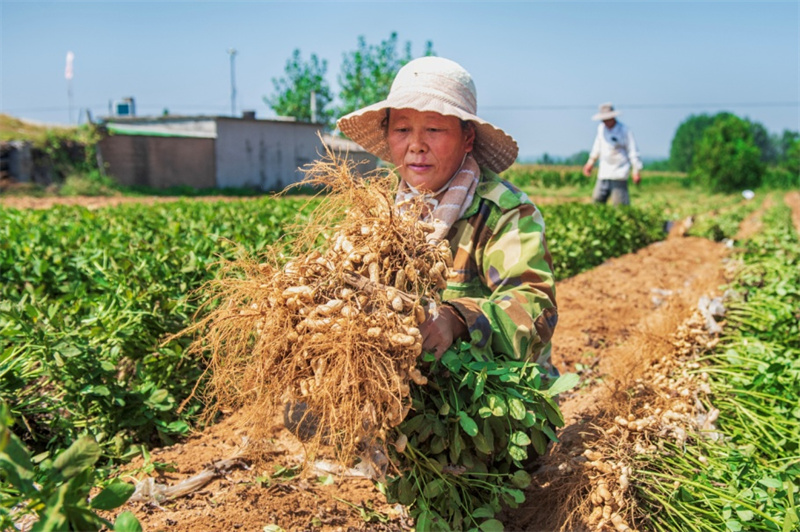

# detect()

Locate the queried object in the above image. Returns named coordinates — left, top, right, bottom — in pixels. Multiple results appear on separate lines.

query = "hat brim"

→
left=337, top=96, right=518, bottom=174
left=592, top=110, right=621, bottom=121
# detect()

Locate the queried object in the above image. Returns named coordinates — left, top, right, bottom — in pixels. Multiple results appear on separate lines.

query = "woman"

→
left=338, top=56, right=558, bottom=376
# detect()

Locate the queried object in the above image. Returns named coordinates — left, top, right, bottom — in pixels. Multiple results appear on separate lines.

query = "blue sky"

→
left=1, top=0, right=798, bottom=160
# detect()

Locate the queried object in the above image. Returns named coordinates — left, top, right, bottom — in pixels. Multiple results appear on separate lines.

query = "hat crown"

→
left=598, top=102, right=615, bottom=113
left=389, top=57, right=477, bottom=115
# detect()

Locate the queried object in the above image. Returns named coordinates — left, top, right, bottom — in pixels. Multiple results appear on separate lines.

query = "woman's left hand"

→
left=419, top=305, right=468, bottom=359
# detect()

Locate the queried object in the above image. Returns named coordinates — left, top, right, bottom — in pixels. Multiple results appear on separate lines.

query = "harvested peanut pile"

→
left=530, top=309, right=723, bottom=532
left=179, top=155, right=451, bottom=467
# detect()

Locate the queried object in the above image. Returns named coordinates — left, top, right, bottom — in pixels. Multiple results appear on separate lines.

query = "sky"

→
left=1, top=0, right=798, bottom=161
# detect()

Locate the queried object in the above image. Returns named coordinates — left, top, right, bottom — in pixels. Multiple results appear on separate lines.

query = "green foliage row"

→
left=503, top=166, right=591, bottom=189
left=686, top=194, right=764, bottom=242
left=0, top=198, right=316, bottom=460
left=635, top=200, right=800, bottom=532
left=542, top=202, right=666, bottom=279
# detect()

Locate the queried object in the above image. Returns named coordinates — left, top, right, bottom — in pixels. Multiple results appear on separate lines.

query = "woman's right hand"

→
left=419, top=305, right=467, bottom=359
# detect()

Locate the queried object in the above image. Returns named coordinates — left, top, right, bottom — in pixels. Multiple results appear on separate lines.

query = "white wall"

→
left=214, top=118, right=323, bottom=191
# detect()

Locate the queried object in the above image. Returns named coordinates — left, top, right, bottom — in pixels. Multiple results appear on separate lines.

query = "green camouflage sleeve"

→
left=442, top=176, right=558, bottom=367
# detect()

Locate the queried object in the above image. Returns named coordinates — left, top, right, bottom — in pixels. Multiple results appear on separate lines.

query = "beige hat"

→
left=337, top=56, right=518, bottom=174
left=592, top=102, right=621, bottom=121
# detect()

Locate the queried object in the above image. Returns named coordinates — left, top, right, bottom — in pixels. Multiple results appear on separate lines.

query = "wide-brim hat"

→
left=337, top=56, right=518, bottom=174
left=592, top=102, right=621, bottom=121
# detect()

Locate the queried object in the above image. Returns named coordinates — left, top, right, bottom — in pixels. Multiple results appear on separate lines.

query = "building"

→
left=98, top=112, right=378, bottom=192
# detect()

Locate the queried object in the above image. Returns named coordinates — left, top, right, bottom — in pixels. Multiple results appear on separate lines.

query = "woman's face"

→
left=387, top=109, right=475, bottom=192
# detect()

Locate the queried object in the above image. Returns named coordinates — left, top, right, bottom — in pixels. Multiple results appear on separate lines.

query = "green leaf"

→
left=511, top=470, right=532, bottom=489
left=725, top=519, right=743, bottom=532
left=32, top=483, right=69, bottom=532
left=487, top=395, right=508, bottom=417
left=422, top=478, right=445, bottom=499
left=402, top=414, right=425, bottom=434
left=398, top=476, right=416, bottom=505
left=510, top=431, right=532, bottom=446
left=416, top=512, right=433, bottom=532
left=479, top=519, right=504, bottom=532
left=458, top=411, right=479, bottom=437
left=472, top=432, right=493, bottom=454
left=508, top=445, right=527, bottom=461
left=449, top=431, right=463, bottom=464
left=91, top=480, right=135, bottom=510
left=478, top=406, right=493, bottom=418
left=0, top=428, right=36, bottom=490
left=504, top=487, right=526, bottom=505
left=472, top=506, right=495, bottom=519
left=507, top=398, right=526, bottom=420
left=546, top=373, right=580, bottom=396
left=471, top=368, right=487, bottom=401
left=530, top=428, right=548, bottom=455
left=543, top=397, right=565, bottom=427
left=429, top=436, right=446, bottom=455
left=521, top=411, right=536, bottom=428
left=441, top=350, right=462, bottom=373
left=53, top=436, right=100, bottom=481
left=758, top=477, right=783, bottom=489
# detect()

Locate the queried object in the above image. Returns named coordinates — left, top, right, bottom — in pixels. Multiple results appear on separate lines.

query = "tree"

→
left=780, top=136, right=800, bottom=175
left=264, top=49, right=334, bottom=128
left=748, top=120, right=778, bottom=164
left=777, top=129, right=800, bottom=163
left=690, top=114, right=764, bottom=193
left=538, top=153, right=555, bottom=165
left=337, top=32, right=434, bottom=120
left=669, top=113, right=728, bottom=172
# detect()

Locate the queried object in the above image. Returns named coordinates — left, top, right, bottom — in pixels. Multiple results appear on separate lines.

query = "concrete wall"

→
left=99, top=134, right=216, bottom=189
left=214, top=118, right=323, bottom=191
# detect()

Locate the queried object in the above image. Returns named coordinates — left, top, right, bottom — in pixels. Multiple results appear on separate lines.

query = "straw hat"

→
left=592, top=102, right=621, bottom=121
left=337, top=56, right=518, bottom=174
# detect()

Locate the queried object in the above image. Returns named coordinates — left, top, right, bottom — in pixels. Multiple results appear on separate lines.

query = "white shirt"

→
left=588, top=121, right=643, bottom=180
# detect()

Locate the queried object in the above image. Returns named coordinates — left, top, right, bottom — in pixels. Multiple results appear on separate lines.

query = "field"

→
left=2, top=172, right=799, bottom=532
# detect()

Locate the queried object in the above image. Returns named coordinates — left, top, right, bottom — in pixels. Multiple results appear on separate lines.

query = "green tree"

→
left=780, top=136, right=800, bottom=175
left=777, top=129, right=800, bottom=163
left=538, top=152, right=555, bottom=165
left=264, top=49, right=334, bottom=128
left=337, top=32, right=434, bottom=120
left=690, top=114, right=765, bottom=193
left=748, top=120, right=778, bottom=164
left=669, top=113, right=729, bottom=172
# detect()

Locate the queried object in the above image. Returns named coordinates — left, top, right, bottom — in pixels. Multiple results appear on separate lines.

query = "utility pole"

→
left=227, top=48, right=238, bottom=117
left=65, top=51, right=74, bottom=124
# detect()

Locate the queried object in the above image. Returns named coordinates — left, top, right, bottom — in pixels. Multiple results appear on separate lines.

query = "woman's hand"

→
left=419, top=305, right=468, bottom=359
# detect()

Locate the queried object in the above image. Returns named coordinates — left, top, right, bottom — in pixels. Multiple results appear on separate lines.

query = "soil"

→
left=8, top=192, right=799, bottom=532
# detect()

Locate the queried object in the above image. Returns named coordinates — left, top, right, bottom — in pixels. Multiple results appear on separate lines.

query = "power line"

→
left=5, top=101, right=798, bottom=115
left=483, top=102, right=800, bottom=111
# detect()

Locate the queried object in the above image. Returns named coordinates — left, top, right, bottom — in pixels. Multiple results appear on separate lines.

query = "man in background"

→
left=582, top=102, right=642, bottom=206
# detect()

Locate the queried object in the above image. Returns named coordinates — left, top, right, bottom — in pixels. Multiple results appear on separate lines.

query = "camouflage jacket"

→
left=441, top=168, right=558, bottom=374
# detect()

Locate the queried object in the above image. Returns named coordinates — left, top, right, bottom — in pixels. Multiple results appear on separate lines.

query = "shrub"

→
left=690, top=115, right=765, bottom=193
